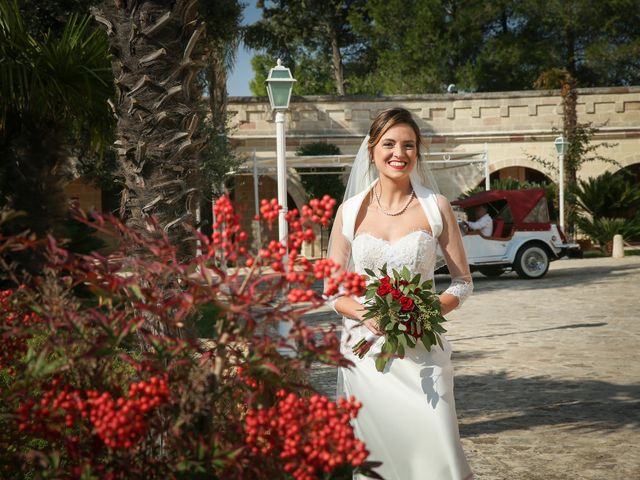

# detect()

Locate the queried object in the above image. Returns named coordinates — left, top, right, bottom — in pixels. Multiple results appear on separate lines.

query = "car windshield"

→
left=523, top=197, right=550, bottom=223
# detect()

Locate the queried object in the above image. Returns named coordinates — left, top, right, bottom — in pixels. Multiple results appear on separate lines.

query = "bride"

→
left=326, top=108, right=474, bottom=480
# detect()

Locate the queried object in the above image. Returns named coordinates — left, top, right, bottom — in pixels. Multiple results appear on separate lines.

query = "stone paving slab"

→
left=304, top=256, right=640, bottom=480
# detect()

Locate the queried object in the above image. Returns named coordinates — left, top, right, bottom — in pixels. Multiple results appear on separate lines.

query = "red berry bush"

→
left=0, top=198, right=380, bottom=479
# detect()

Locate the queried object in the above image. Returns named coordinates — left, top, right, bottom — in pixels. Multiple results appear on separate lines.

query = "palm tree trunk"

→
left=93, top=1, right=206, bottom=259
left=1, top=117, right=68, bottom=239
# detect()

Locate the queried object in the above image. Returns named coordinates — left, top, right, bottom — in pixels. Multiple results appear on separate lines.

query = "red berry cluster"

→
left=300, top=195, right=336, bottom=227
left=287, top=288, right=316, bottom=303
left=17, top=377, right=83, bottom=437
left=259, top=198, right=281, bottom=225
left=17, top=375, right=170, bottom=450
left=210, top=196, right=248, bottom=262
left=235, top=366, right=258, bottom=389
left=1, top=288, right=41, bottom=373
left=244, top=391, right=368, bottom=480
left=85, top=375, right=169, bottom=449
left=258, top=240, right=287, bottom=271
left=286, top=195, right=336, bottom=253
left=324, top=270, right=367, bottom=298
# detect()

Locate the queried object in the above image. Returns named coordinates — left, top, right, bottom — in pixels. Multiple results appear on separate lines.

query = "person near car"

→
left=465, top=205, right=493, bottom=236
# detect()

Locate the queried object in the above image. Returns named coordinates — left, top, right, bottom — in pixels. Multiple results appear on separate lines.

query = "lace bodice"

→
left=325, top=182, right=474, bottom=311
left=352, top=230, right=436, bottom=281
left=351, top=230, right=472, bottom=303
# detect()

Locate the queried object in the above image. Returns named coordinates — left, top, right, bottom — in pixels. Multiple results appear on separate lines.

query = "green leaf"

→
left=406, top=334, right=416, bottom=348
left=397, top=342, right=405, bottom=359
left=433, top=323, right=447, bottom=334
left=421, top=334, right=433, bottom=351
left=375, top=355, right=388, bottom=372
left=129, top=284, right=144, bottom=301
left=401, top=265, right=411, bottom=279
left=364, top=268, right=376, bottom=277
left=410, top=273, right=421, bottom=285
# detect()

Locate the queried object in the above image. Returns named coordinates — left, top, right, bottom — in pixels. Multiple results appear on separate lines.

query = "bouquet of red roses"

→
left=353, top=264, right=447, bottom=372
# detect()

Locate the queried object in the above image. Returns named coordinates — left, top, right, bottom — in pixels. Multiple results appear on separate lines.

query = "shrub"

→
left=0, top=195, right=380, bottom=479
left=296, top=143, right=346, bottom=208
left=574, top=171, right=640, bottom=219
left=575, top=216, right=640, bottom=253
left=574, top=171, right=640, bottom=246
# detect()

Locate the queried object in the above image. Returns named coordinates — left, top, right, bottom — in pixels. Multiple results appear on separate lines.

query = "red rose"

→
left=391, top=289, right=402, bottom=300
left=399, top=296, right=415, bottom=312
left=377, top=282, right=392, bottom=296
left=398, top=280, right=409, bottom=286
left=414, top=287, right=421, bottom=294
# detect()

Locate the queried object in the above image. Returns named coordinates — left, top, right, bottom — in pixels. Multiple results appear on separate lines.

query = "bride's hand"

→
left=363, top=318, right=383, bottom=336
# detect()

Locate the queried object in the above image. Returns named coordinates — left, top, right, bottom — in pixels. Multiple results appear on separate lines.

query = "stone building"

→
left=226, top=86, right=640, bottom=255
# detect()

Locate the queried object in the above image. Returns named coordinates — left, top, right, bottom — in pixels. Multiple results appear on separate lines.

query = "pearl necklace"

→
left=374, top=185, right=415, bottom=216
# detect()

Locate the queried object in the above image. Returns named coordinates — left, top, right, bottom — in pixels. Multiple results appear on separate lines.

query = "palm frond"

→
left=0, top=2, right=113, bottom=146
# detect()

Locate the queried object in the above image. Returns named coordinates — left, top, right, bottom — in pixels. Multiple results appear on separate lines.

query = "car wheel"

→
left=514, top=244, right=550, bottom=279
left=478, top=266, right=505, bottom=277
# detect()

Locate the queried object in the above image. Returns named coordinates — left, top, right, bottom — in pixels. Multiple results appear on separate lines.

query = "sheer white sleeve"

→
left=436, top=195, right=473, bottom=308
left=324, top=205, right=352, bottom=313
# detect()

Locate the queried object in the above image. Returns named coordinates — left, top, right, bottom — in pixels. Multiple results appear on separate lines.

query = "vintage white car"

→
left=443, top=188, right=581, bottom=279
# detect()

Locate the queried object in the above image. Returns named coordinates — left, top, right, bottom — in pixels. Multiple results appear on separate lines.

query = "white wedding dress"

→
left=327, top=178, right=474, bottom=480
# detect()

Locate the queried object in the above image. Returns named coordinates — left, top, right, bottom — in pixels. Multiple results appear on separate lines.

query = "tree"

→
left=0, top=0, right=113, bottom=239
left=92, top=1, right=207, bottom=257
left=245, top=0, right=369, bottom=96
left=15, top=0, right=95, bottom=37
left=531, top=68, right=618, bottom=234
left=248, top=0, right=640, bottom=95
left=295, top=142, right=346, bottom=204
left=198, top=0, right=244, bottom=195
left=352, top=0, right=492, bottom=94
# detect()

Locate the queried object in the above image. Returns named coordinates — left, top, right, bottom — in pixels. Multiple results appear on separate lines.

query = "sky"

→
left=227, top=1, right=261, bottom=97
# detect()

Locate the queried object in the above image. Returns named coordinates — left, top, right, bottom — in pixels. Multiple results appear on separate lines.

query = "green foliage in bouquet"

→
left=361, top=265, right=447, bottom=372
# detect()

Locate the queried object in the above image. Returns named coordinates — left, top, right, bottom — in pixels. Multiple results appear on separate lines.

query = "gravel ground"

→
left=304, top=256, right=640, bottom=480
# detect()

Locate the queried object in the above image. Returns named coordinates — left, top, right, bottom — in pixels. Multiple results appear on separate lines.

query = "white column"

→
left=274, top=110, right=292, bottom=344
left=484, top=143, right=490, bottom=190
left=252, top=149, right=262, bottom=247
left=275, top=111, right=288, bottom=248
left=559, top=152, right=565, bottom=232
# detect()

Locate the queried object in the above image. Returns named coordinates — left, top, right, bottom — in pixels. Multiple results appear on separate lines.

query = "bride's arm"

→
left=325, top=205, right=381, bottom=334
left=436, top=195, right=474, bottom=316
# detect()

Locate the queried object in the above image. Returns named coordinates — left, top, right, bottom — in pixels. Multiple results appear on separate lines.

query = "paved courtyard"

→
left=305, top=256, right=640, bottom=480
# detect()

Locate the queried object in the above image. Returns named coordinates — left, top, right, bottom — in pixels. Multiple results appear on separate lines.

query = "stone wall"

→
left=228, top=86, right=640, bottom=190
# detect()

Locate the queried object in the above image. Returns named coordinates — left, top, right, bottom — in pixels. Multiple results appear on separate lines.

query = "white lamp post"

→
left=554, top=135, right=569, bottom=232
left=266, top=59, right=296, bottom=345
left=265, top=59, right=297, bottom=249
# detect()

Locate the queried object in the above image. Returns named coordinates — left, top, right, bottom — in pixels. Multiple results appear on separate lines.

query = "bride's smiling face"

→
left=370, top=123, right=418, bottom=180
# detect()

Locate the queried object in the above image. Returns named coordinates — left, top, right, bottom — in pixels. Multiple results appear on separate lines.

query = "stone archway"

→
left=264, top=168, right=309, bottom=212
left=611, top=154, right=640, bottom=183
left=470, top=159, right=554, bottom=191
left=489, top=166, right=553, bottom=185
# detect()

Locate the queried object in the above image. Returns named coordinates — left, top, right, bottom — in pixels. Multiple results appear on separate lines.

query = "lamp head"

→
left=265, top=58, right=297, bottom=110
left=554, top=135, right=568, bottom=155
